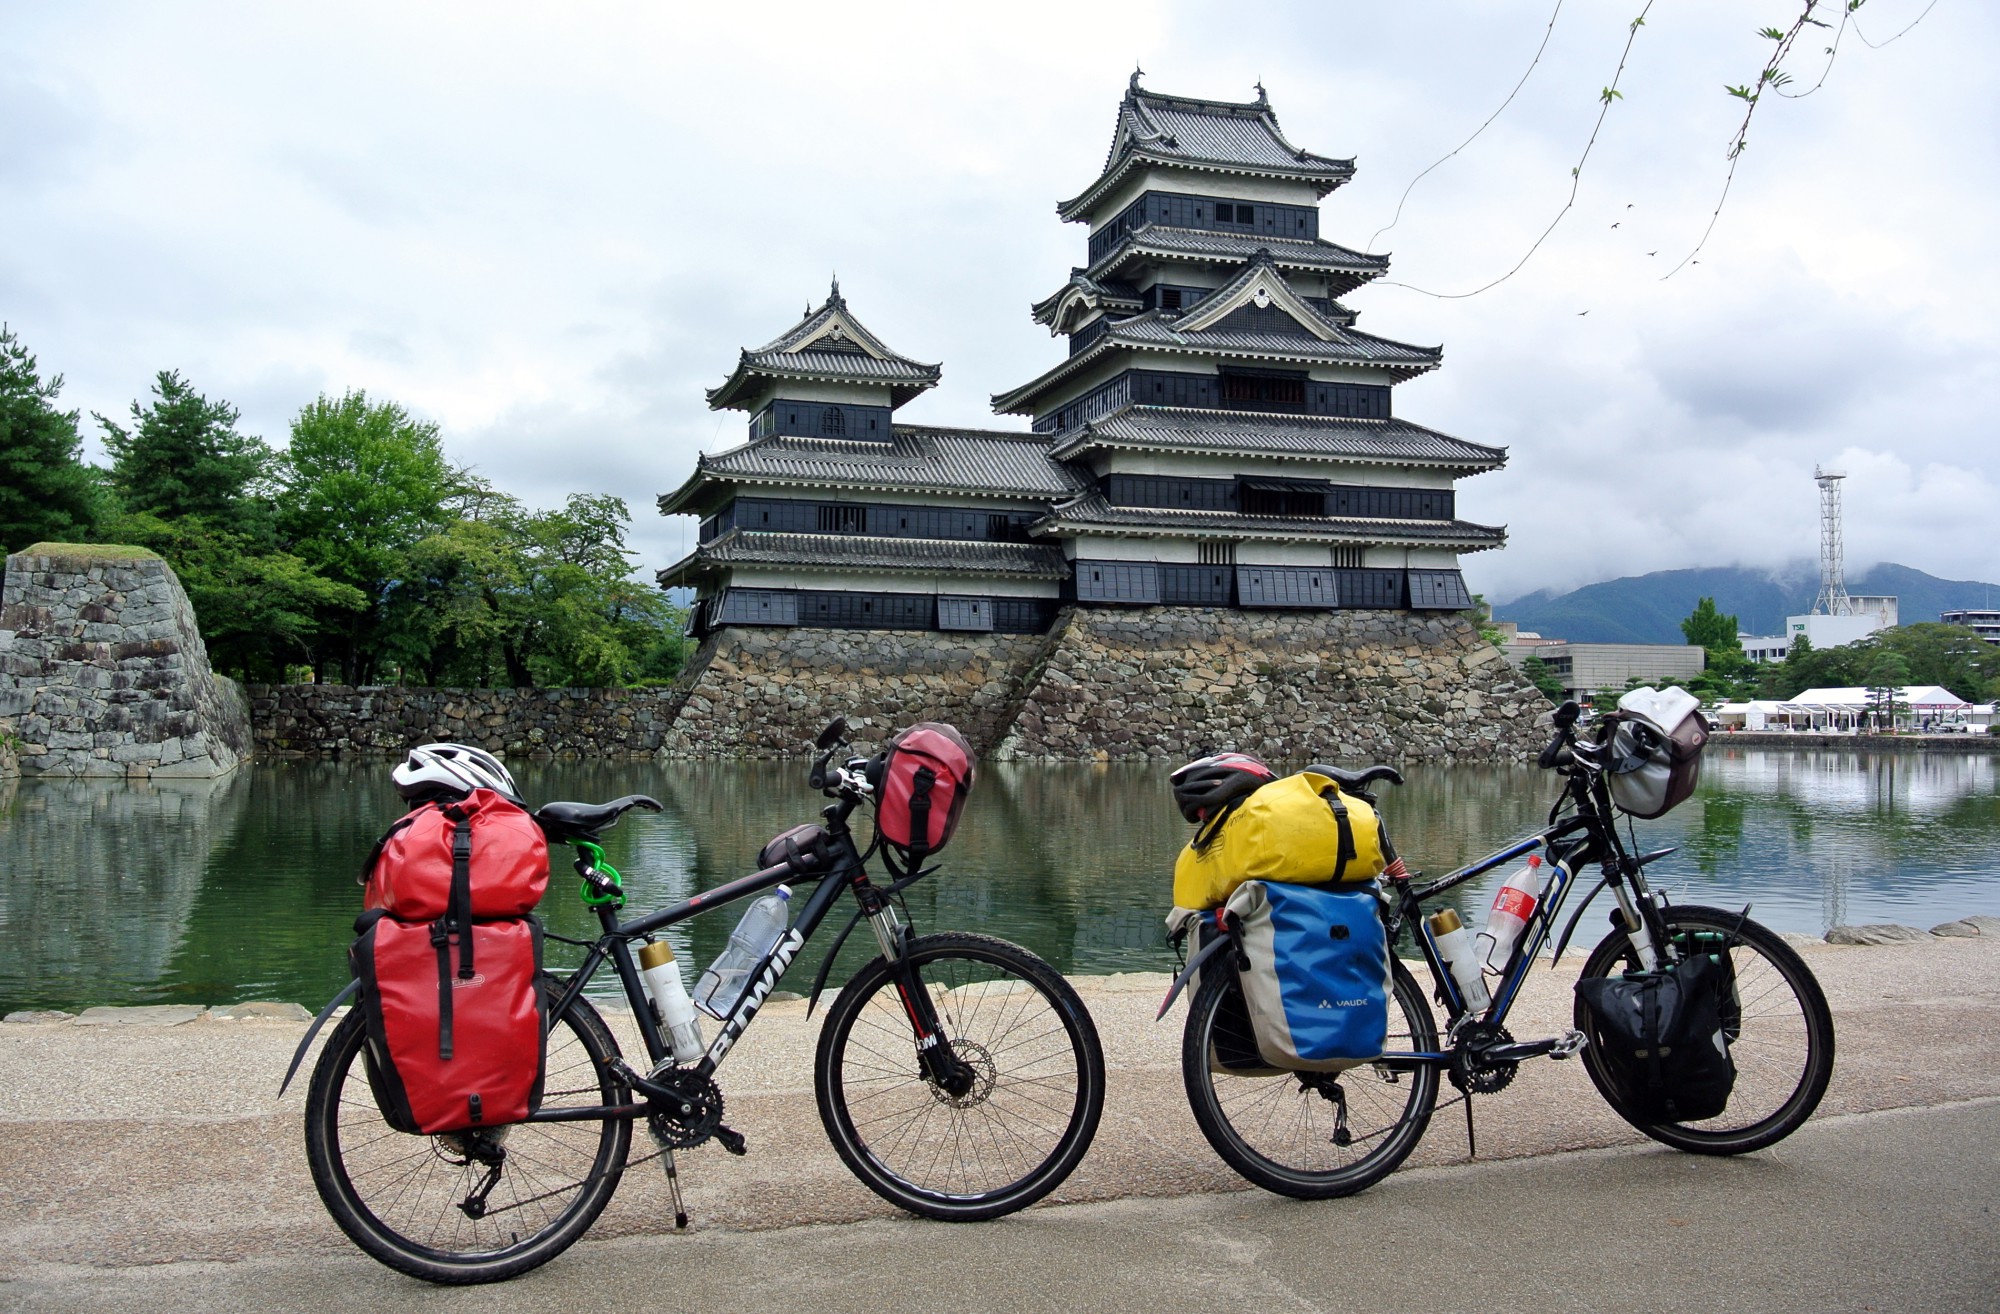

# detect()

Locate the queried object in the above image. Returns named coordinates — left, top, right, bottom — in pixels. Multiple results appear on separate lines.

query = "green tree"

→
left=391, top=489, right=684, bottom=688
left=97, top=371, right=273, bottom=524
left=277, top=391, right=458, bottom=685
left=1862, top=649, right=1912, bottom=731
left=1520, top=654, right=1565, bottom=703
left=107, top=512, right=366, bottom=681
left=0, top=325, right=100, bottom=552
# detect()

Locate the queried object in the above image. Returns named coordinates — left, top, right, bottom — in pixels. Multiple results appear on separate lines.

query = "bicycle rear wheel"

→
left=1182, top=960, right=1438, bottom=1199
left=303, top=984, right=631, bottom=1283
left=814, top=932, right=1105, bottom=1220
left=1575, top=904, right=1834, bottom=1154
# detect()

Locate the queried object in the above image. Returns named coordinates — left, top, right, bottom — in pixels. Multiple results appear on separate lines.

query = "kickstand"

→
left=1463, top=1091, right=1477, bottom=1160
left=659, top=1147, right=689, bottom=1230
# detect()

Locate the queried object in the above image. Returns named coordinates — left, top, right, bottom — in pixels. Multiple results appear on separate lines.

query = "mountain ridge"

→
left=1492, top=562, right=2000, bottom=645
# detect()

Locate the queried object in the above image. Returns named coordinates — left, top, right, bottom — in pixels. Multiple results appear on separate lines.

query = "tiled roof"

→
left=1030, top=271, right=1145, bottom=329
left=1059, top=80, right=1355, bottom=221
left=992, top=288, right=1441, bottom=415
left=708, top=281, right=942, bottom=410
left=657, top=529, right=1069, bottom=586
left=658, top=425, right=1087, bottom=515
left=1052, top=406, right=1506, bottom=469
left=1037, top=491, right=1507, bottom=550
left=1089, top=225, right=1387, bottom=297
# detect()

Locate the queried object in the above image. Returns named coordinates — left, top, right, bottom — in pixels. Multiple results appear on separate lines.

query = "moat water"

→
left=2, top=747, right=1995, bottom=1013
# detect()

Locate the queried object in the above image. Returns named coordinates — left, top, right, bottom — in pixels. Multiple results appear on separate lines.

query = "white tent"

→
left=1789, top=686, right=1972, bottom=731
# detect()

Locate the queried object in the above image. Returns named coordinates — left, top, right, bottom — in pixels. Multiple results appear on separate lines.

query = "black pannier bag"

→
left=1574, top=952, right=1738, bottom=1123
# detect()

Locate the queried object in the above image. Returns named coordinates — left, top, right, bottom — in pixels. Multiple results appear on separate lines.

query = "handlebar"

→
left=1537, top=700, right=1582, bottom=770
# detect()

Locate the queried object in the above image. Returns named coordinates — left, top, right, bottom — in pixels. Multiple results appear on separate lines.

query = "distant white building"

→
left=1941, top=608, right=2000, bottom=645
left=1508, top=642, right=1704, bottom=702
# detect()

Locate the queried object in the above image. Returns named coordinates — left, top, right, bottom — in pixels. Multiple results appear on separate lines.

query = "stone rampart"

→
left=245, top=684, right=674, bottom=757
left=660, top=625, right=1055, bottom=756
left=999, top=607, right=1547, bottom=764
left=0, top=547, right=251, bottom=778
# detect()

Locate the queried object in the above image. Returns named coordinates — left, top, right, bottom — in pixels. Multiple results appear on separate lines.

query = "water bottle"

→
left=1426, top=908, right=1491, bottom=1013
left=1477, top=854, right=1547, bottom=974
left=692, top=885, right=792, bottom=1019
left=637, top=939, right=705, bottom=1065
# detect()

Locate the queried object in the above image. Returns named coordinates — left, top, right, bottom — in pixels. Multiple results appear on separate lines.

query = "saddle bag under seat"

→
left=1225, top=880, right=1392, bottom=1073
left=351, top=910, right=547, bottom=1135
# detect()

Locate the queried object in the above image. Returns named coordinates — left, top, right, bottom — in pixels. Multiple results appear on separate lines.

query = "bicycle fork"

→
left=865, top=899, right=976, bottom=1097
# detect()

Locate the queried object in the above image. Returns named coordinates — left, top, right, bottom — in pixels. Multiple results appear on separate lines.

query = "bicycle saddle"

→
left=1305, top=764, right=1405, bottom=794
left=533, top=795, right=662, bottom=841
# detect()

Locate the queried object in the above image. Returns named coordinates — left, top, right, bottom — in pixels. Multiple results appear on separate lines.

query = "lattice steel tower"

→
left=1812, top=465, right=1853, bottom=616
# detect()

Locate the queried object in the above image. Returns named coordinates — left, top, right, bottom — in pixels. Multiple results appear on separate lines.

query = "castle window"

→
left=1198, top=541, right=1236, bottom=566
left=818, top=505, right=867, bottom=534
left=821, top=407, right=845, bottom=436
left=1160, top=288, right=1182, bottom=311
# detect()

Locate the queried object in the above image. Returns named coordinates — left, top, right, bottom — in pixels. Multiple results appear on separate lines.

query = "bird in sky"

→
left=1648, top=250, right=1657, bottom=256
left=1577, top=310, right=1590, bottom=316
left=1612, top=222, right=1620, bottom=228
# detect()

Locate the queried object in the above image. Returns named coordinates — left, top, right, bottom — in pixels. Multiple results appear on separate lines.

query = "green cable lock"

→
left=574, top=840, right=625, bottom=909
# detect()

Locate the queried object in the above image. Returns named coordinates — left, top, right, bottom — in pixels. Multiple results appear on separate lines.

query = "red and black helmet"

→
left=1169, top=752, right=1277, bottom=823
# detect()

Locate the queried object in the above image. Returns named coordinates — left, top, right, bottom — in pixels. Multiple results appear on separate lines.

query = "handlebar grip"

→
left=1537, top=732, right=1567, bottom=770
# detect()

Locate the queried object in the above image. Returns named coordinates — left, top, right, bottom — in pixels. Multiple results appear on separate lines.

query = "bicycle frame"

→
left=1383, top=753, right=1677, bottom=1064
left=528, top=791, right=945, bottom=1125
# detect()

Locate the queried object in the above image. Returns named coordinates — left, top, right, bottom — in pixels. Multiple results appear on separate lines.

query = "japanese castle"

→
left=659, top=77, right=1505, bottom=636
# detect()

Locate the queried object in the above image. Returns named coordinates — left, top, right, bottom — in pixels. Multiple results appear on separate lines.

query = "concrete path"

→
left=2, top=935, right=1997, bottom=1308
left=5, top=1101, right=1996, bottom=1313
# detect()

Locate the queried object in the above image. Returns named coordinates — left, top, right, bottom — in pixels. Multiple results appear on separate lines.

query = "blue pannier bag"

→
left=1224, top=880, right=1391, bottom=1072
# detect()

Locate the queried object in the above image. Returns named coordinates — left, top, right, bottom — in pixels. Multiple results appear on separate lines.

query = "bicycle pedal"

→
left=1549, top=1029, right=1588, bottom=1060
left=714, top=1124, right=748, bottom=1156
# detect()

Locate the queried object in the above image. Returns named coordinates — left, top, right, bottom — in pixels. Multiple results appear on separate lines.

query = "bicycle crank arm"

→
left=1478, top=1036, right=1570, bottom=1064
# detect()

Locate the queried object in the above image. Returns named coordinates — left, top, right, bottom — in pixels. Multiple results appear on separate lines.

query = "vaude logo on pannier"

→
left=1318, top=998, right=1369, bottom=1009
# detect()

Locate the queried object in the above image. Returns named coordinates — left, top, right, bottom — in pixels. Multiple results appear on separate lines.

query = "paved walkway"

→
left=2, top=935, right=1997, bottom=1306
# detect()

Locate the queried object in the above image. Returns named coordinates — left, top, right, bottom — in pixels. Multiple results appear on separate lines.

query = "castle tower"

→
left=992, top=76, right=1506, bottom=611
left=659, top=282, right=1077, bottom=636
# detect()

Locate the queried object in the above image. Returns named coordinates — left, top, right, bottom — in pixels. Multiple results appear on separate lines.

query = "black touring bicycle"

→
left=286, top=719, right=1106, bottom=1284
left=1164, top=699, right=1837, bottom=1198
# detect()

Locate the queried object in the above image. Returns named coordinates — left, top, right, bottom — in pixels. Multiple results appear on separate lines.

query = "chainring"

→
left=1449, top=1021, right=1520, bottom=1095
left=647, top=1070, right=726, bottom=1150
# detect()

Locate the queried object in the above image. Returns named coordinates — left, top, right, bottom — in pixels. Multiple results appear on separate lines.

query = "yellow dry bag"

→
left=1171, top=770, right=1387, bottom=911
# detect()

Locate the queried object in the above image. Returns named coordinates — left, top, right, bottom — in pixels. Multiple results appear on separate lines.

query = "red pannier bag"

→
left=872, top=722, right=975, bottom=869
left=351, top=910, right=546, bottom=1134
left=363, top=788, right=549, bottom=920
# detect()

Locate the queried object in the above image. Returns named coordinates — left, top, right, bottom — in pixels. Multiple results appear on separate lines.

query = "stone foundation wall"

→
left=245, top=684, right=676, bottom=757
left=0, top=549, right=252, bottom=778
left=999, top=607, right=1547, bottom=764
left=660, top=626, right=1057, bottom=757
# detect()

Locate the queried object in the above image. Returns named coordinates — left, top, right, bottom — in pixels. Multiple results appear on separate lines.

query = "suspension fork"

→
left=855, top=880, right=973, bottom=1096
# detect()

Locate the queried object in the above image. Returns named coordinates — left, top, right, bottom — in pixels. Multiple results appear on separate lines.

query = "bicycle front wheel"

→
left=303, top=984, right=632, bottom=1284
left=1182, top=959, right=1439, bottom=1199
left=1575, top=904, right=1835, bottom=1154
left=814, top=932, right=1106, bottom=1220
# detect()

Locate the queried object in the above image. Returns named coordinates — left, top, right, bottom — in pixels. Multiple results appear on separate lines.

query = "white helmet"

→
left=392, top=743, right=522, bottom=804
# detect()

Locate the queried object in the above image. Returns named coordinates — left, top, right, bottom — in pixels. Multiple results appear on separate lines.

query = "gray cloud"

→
left=1, top=0, right=1990, bottom=609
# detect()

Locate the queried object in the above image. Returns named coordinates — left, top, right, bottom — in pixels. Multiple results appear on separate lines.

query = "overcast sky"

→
left=3, top=0, right=1990, bottom=603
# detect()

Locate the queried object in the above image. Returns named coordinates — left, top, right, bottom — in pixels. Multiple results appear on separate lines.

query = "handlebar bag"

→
left=1223, top=880, right=1391, bottom=1072
left=1573, top=952, right=1737, bottom=1123
left=872, top=722, right=975, bottom=869
left=363, top=788, right=550, bottom=921
left=350, top=909, right=547, bottom=1135
left=1604, top=687, right=1711, bottom=819
left=1172, top=771, right=1386, bottom=911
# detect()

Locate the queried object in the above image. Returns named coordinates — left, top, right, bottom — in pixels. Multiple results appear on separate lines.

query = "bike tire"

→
left=1574, top=904, right=1835, bottom=1155
left=303, top=981, right=632, bottom=1284
left=814, top=932, right=1105, bottom=1221
left=1181, top=959, right=1439, bottom=1200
